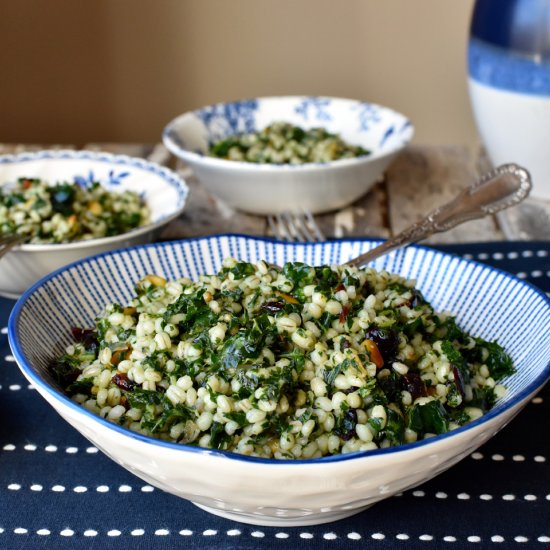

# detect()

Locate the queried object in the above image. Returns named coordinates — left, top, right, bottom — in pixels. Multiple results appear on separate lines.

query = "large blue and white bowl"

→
left=0, top=150, right=189, bottom=298
left=163, top=96, right=413, bottom=214
left=8, top=235, right=550, bottom=527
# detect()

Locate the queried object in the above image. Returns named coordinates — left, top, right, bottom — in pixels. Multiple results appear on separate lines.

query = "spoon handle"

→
left=347, top=163, right=532, bottom=268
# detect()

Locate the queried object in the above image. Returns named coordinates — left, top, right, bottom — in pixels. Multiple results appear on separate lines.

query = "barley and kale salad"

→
left=52, top=258, right=514, bottom=459
left=0, top=177, right=150, bottom=244
left=208, top=121, right=370, bottom=164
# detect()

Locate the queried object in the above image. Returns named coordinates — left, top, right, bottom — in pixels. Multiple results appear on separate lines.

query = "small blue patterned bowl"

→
left=0, top=150, right=189, bottom=298
left=163, top=96, right=413, bottom=214
left=8, top=235, right=550, bottom=527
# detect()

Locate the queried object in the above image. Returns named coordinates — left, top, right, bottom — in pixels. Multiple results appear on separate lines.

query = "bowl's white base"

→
left=192, top=502, right=371, bottom=527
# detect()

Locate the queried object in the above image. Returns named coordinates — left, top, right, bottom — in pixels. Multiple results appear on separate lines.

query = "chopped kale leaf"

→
left=408, top=400, right=448, bottom=435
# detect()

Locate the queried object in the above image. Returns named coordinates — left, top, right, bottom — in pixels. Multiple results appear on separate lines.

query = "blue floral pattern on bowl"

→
left=294, top=97, right=332, bottom=122
left=195, top=99, right=259, bottom=144
left=73, top=169, right=131, bottom=188
left=166, top=96, right=412, bottom=154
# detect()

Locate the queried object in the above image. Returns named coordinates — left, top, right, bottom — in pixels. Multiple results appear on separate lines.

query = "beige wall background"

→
left=0, top=0, right=479, bottom=148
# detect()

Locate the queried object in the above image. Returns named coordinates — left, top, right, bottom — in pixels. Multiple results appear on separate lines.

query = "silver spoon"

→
left=347, top=163, right=532, bottom=268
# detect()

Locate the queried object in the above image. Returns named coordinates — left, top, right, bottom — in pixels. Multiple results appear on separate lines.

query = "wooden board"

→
left=2, top=142, right=547, bottom=243
left=386, top=146, right=504, bottom=243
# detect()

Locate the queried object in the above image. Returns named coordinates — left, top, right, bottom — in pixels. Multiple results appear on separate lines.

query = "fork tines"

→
left=268, top=210, right=325, bottom=242
left=0, top=233, right=25, bottom=259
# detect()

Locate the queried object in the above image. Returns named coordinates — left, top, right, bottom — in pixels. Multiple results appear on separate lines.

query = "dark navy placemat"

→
left=1, top=241, right=549, bottom=550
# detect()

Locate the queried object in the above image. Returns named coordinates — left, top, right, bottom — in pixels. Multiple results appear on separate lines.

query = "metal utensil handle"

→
left=348, top=163, right=532, bottom=268
left=0, top=234, right=26, bottom=260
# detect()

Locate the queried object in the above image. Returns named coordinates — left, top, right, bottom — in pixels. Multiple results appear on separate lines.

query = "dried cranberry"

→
left=339, top=304, right=351, bottom=324
left=364, top=327, right=399, bottom=362
left=71, top=327, right=98, bottom=350
left=334, top=409, right=358, bottom=441
left=407, top=289, right=425, bottom=308
left=112, top=373, right=136, bottom=392
left=401, top=372, right=428, bottom=399
left=261, top=300, right=285, bottom=314
left=362, top=281, right=374, bottom=297
left=452, top=365, right=466, bottom=400
left=276, top=334, right=291, bottom=352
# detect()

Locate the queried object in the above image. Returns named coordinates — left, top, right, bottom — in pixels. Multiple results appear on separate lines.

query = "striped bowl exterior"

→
left=7, top=235, right=550, bottom=526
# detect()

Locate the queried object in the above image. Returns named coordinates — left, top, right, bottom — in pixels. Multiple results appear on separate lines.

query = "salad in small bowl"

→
left=0, top=149, right=189, bottom=297
left=163, top=96, right=413, bottom=214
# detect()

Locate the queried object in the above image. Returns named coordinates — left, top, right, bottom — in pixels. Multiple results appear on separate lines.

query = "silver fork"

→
left=0, top=234, right=25, bottom=260
left=267, top=209, right=325, bottom=242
